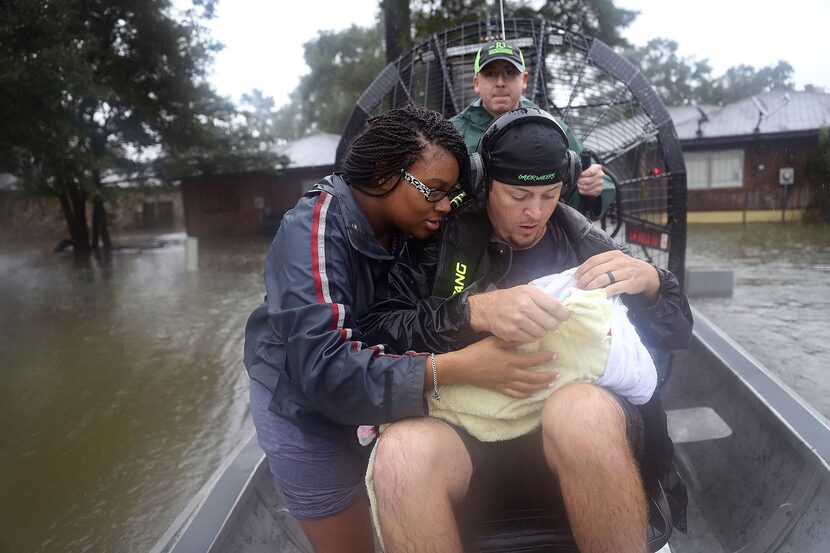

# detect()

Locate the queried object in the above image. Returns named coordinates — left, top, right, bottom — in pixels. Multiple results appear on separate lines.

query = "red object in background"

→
left=626, top=224, right=669, bottom=251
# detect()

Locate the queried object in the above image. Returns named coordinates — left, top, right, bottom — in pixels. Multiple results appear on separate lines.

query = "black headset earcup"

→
left=565, top=149, right=581, bottom=194
left=469, top=152, right=486, bottom=200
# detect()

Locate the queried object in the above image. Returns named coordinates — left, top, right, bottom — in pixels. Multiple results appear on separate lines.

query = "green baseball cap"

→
left=474, top=40, right=526, bottom=74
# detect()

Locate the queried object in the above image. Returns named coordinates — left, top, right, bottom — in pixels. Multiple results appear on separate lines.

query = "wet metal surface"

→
left=686, top=222, right=830, bottom=420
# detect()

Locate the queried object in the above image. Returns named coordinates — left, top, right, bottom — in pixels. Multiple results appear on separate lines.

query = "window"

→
left=685, top=150, right=744, bottom=189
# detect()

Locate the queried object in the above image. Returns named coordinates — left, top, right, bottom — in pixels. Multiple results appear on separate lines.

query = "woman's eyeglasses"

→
left=401, top=170, right=462, bottom=203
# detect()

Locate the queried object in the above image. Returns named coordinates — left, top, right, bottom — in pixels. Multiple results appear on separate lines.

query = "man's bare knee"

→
left=372, top=418, right=472, bottom=505
left=542, top=383, right=625, bottom=433
left=541, top=384, right=629, bottom=467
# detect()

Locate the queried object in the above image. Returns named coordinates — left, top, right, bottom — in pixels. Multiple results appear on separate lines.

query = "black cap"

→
left=486, top=119, right=569, bottom=186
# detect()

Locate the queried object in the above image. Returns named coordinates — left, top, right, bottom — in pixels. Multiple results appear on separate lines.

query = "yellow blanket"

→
left=366, top=288, right=612, bottom=548
left=425, top=287, right=611, bottom=441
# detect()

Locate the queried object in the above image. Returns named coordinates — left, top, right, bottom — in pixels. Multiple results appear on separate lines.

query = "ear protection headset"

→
left=468, top=108, right=581, bottom=200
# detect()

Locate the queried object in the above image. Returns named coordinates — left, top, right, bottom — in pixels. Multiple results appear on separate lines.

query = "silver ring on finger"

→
left=606, top=271, right=616, bottom=285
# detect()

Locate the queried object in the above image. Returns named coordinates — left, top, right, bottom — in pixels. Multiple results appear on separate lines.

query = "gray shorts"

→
left=249, top=379, right=370, bottom=520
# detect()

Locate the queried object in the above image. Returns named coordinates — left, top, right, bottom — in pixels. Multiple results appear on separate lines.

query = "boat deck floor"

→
left=212, top=462, right=724, bottom=553
left=667, top=483, right=727, bottom=553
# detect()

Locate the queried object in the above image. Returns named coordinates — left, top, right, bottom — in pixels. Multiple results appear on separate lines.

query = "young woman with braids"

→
left=243, top=104, right=555, bottom=551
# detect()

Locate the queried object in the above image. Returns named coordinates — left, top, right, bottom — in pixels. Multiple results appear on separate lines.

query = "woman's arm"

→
left=256, top=191, right=430, bottom=426
left=358, top=237, right=485, bottom=354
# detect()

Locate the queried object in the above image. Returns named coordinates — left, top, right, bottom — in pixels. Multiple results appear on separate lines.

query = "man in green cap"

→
left=451, top=39, right=615, bottom=219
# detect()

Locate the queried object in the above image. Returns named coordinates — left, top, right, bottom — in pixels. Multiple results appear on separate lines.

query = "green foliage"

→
left=273, top=0, right=637, bottom=138
left=411, top=0, right=491, bottom=39
left=381, top=0, right=413, bottom=62
left=534, top=0, right=637, bottom=47
left=274, top=24, right=387, bottom=139
left=625, top=39, right=795, bottom=106
left=412, top=1, right=636, bottom=47
left=0, top=0, right=279, bottom=249
left=709, top=61, right=795, bottom=105
left=623, top=39, right=715, bottom=106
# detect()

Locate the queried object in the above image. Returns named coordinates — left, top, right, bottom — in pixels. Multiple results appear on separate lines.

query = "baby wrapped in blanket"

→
left=364, top=267, right=658, bottom=547
left=423, top=266, right=658, bottom=442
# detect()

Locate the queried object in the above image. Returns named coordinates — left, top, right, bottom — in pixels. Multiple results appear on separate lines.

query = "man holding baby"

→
left=359, top=107, right=693, bottom=553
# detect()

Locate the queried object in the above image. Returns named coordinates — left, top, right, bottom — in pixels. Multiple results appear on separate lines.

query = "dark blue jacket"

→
left=243, top=174, right=428, bottom=431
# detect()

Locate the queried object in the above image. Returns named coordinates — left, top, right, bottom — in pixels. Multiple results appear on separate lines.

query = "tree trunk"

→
left=91, top=197, right=112, bottom=250
left=58, top=181, right=91, bottom=252
left=90, top=168, right=112, bottom=250
left=91, top=200, right=100, bottom=249
left=381, top=0, right=412, bottom=64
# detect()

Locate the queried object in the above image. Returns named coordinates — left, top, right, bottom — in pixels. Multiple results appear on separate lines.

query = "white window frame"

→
left=684, top=149, right=744, bottom=190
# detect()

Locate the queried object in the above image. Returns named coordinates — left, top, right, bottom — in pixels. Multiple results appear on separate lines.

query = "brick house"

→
left=668, top=90, right=830, bottom=223
left=180, top=133, right=338, bottom=237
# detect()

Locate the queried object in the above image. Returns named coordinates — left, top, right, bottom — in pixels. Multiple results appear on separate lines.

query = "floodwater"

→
left=686, top=222, right=830, bottom=419
left=0, top=222, right=828, bottom=553
left=0, top=235, right=265, bottom=553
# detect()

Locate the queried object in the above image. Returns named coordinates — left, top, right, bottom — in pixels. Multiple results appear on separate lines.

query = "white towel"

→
left=530, top=268, right=657, bottom=405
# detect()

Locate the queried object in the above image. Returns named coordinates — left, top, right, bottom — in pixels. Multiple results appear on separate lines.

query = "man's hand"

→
left=468, top=284, right=570, bottom=343
left=442, top=336, right=558, bottom=398
left=577, top=164, right=605, bottom=198
left=575, top=250, right=660, bottom=303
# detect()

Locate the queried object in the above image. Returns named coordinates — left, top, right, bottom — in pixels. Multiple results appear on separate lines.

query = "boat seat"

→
left=463, top=475, right=672, bottom=553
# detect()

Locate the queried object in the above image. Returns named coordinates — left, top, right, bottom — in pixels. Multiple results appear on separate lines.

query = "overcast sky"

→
left=201, top=0, right=830, bottom=107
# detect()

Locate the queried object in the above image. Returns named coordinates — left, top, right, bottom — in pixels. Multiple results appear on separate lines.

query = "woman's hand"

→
left=437, top=336, right=557, bottom=398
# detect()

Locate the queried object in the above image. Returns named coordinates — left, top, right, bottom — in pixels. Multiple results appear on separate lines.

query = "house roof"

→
left=276, top=132, right=340, bottom=169
left=668, top=90, right=830, bottom=141
left=269, top=92, right=830, bottom=167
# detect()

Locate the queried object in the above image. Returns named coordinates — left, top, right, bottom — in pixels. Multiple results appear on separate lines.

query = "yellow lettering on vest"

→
left=453, top=262, right=468, bottom=293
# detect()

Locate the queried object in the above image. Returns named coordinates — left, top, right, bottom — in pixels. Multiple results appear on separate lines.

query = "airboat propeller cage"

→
left=336, top=18, right=687, bottom=280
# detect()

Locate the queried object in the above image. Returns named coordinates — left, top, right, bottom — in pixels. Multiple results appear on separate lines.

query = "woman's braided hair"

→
left=341, top=104, right=469, bottom=195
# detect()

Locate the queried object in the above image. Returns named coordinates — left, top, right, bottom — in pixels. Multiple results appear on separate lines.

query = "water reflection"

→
left=0, top=234, right=268, bottom=553
left=687, top=222, right=830, bottom=419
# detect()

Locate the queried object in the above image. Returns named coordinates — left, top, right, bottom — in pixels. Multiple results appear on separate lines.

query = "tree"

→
left=273, top=24, right=387, bottom=139
left=624, top=39, right=715, bottom=106
left=0, top=0, right=277, bottom=252
left=411, top=1, right=636, bottom=47
left=708, top=61, right=794, bottom=105
left=411, top=0, right=491, bottom=39
left=274, top=0, right=638, bottom=138
left=382, top=0, right=413, bottom=63
left=625, top=40, right=795, bottom=106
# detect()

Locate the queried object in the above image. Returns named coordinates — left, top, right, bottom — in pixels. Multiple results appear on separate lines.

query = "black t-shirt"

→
left=500, top=220, right=580, bottom=289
